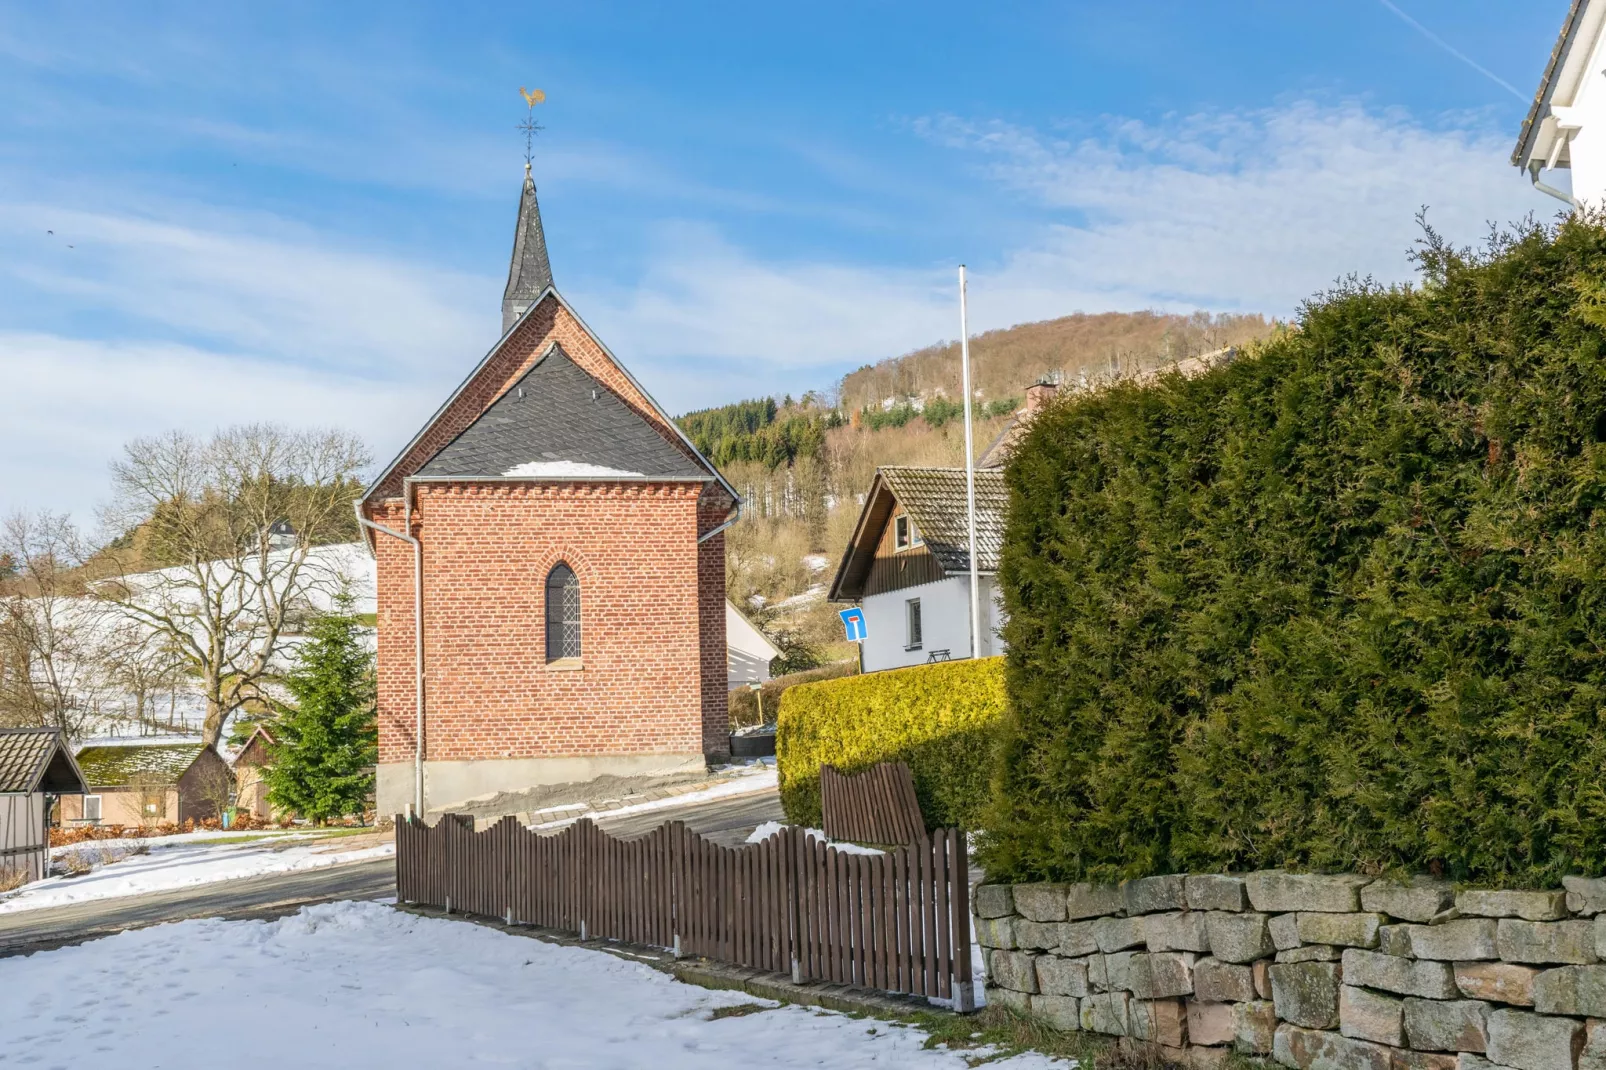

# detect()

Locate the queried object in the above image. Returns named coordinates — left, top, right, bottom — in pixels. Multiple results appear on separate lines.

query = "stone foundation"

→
left=977, top=873, right=1606, bottom=1070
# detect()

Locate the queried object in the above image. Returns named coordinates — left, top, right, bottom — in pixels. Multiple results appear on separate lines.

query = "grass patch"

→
left=708, top=1003, right=774, bottom=1020
left=900, top=1006, right=1263, bottom=1069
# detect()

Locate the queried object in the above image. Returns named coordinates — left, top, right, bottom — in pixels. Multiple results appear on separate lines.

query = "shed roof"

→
left=0, top=728, right=87, bottom=794
left=75, top=742, right=206, bottom=788
left=413, top=342, right=711, bottom=482
left=829, top=466, right=1008, bottom=601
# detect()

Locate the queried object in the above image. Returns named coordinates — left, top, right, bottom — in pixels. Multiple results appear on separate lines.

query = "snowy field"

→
left=0, top=834, right=392, bottom=915
left=0, top=901, right=1056, bottom=1069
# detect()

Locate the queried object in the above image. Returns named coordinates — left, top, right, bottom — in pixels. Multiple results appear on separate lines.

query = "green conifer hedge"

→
left=984, top=217, right=1606, bottom=887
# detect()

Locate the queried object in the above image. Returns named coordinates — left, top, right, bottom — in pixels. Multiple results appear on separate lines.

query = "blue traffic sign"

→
left=839, top=607, right=867, bottom=642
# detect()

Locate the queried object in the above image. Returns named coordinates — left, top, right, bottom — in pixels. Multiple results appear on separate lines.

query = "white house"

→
left=725, top=602, right=782, bottom=690
left=828, top=466, right=1006, bottom=672
left=1514, top=0, right=1606, bottom=207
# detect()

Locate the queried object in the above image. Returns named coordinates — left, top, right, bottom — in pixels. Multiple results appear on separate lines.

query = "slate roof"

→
left=416, top=343, right=713, bottom=482
left=502, top=166, right=555, bottom=334
left=75, top=742, right=205, bottom=789
left=0, top=728, right=86, bottom=794
left=879, top=467, right=1008, bottom=574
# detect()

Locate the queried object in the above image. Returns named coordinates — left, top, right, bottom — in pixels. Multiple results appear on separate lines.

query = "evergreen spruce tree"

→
left=266, top=599, right=377, bottom=824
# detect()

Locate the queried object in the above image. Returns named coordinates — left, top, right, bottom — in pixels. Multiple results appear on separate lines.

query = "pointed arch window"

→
left=545, top=562, right=582, bottom=661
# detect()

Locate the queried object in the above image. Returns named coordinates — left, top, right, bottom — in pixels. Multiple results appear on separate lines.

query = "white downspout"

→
left=353, top=493, right=425, bottom=819
left=1530, top=160, right=1578, bottom=207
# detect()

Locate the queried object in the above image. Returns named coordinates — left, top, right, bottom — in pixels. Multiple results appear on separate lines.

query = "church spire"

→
left=502, top=161, right=554, bottom=333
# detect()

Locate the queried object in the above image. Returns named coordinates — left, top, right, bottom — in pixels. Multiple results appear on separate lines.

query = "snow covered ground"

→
left=528, top=761, right=778, bottom=829
left=0, top=833, right=391, bottom=915
left=0, top=901, right=1052, bottom=1069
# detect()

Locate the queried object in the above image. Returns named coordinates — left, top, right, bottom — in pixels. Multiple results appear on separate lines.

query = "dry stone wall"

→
left=976, top=873, right=1606, bottom=1070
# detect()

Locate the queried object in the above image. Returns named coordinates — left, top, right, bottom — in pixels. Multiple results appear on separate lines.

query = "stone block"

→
left=1273, top=914, right=1305, bottom=950
left=1196, top=957, right=1257, bottom=1003
left=1125, top=875, right=1189, bottom=916
left=1060, top=920, right=1100, bottom=958
left=1396, top=1051, right=1460, bottom=1070
left=1599, top=917, right=1606, bottom=962
left=1458, top=892, right=1569, bottom=923
left=1129, top=998, right=1189, bottom=1046
left=1038, top=955, right=1090, bottom=998
left=1034, top=994, right=1082, bottom=1032
left=1106, top=950, right=1137, bottom=992
left=1129, top=952, right=1197, bottom=999
left=1190, top=1045, right=1233, bottom=1070
left=1189, top=874, right=1250, bottom=913
left=1403, top=998, right=1491, bottom=1053
left=1272, top=961, right=1344, bottom=1029
left=1209, top=911, right=1276, bottom=963
left=1146, top=911, right=1212, bottom=953
left=1486, top=1008, right=1585, bottom=1070
left=1396, top=920, right=1500, bottom=961
left=1067, top=882, right=1126, bottom=920
left=1341, top=984, right=1406, bottom=1046
left=1095, top=915, right=1148, bottom=953
left=1534, top=966, right=1606, bottom=1018
left=1189, top=1000, right=1237, bottom=1047
left=1300, top=912, right=1386, bottom=949
left=989, top=949, right=1040, bottom=993
left=974, top=884, right=1015, bottom=919
left=1382, top=927, right=1416, bottom=957
left=1015, top=883, right=1069, bottom=922
left=1579, top=1019, right=1606, bottom=1070
left=1362, top=879, right=1456, bottom=925
left=1085, top=954, right=1110, bottom=992
left=989, top=986, right=1032, bottom=1015
left=1563, top=877, right=1606, bottom=918
left=1081, top=991, right=1130, bottom=1036
left=1233, top=1002, right=1284, bottom=1047
left=1015, top=920, right=1063, bottom=951
left=1342, top=949, right=1460, bottom=999
left=1498, top=921, right=1600, bottom=966
left=976, top=915, right=1017, bottom=950
left=1456, top=963, right=1540, bottom=1006
left=1257, top=960, right=1276, bottom=998
left=1273, top=1023, right=1393, bottom=1070
left=1280, top=947, right=1344, bottom=963
left=1458, top=1054, right=1498, bottom=1070
left=1236, top=1000, right=1280, bottom=1054
left=1249, top=872, right=1371, bottom=914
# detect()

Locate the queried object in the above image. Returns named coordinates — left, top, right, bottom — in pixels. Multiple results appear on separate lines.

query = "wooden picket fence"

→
left=395, top=814, right=973, bottom=1004
left=820, top=762, right=926, bottom=845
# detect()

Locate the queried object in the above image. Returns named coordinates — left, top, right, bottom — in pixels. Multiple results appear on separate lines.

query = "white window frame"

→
left=905, top=597, right=923, bottom=651
left=82, top=795, right=102, bottom=823
left=894, top=514, right=923, bottom=552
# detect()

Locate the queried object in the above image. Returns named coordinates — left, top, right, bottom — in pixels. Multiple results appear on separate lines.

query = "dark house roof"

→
left=415, top=343, right=712, bottom=482
left=829, top=466, right=1008, bottom=601
left=75, top=742, right=208, bottom=789
left=1513, top=0, right=1590, bottom=168
left=0, top=728, right=87, bottom=794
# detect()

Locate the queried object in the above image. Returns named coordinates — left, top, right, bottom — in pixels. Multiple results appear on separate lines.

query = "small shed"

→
left=58, top=741, right=232, bottom=827
left=231, top=726, right=276, bottom=819
left=0, top=728, right=87, bottom=884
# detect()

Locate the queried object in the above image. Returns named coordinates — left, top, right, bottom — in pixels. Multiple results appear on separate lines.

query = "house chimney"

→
left=1025, top=380, right=1058, bottom=414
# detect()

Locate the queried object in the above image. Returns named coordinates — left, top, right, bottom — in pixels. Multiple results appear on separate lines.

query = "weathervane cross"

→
left=518, top=86, right=546, bottom=169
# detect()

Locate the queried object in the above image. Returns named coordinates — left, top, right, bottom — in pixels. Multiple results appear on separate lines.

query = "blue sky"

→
left=0, top=1, right=1567, bottom=520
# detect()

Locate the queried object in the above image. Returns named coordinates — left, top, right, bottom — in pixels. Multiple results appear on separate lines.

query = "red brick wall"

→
left=373, top=483, right=725, bottom=766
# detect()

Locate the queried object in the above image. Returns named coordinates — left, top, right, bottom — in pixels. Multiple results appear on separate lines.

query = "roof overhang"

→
left=1514, top=0, right=1601, bottom=171
left=828, top=471, right=897, bottom=602
left=360, top=287, right=740, bottom=520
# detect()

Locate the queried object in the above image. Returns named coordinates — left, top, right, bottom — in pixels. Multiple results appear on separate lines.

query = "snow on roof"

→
left=501, top=460, right=646, bottom=478
left=75, top=741, right=207, bottom=788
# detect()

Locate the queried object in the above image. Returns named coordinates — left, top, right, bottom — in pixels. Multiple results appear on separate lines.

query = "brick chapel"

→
left=359, top=163, right=738, bottom=817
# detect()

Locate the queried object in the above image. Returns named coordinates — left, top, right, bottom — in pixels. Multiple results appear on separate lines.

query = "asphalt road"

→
left=0, top=786, right=784, bottom=958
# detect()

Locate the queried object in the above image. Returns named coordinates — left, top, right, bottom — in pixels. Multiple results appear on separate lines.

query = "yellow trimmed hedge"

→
left=775, top=657, right=1006, bottom=830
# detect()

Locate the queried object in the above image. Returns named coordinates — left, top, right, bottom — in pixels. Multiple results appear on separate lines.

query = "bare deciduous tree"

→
left=96, top=424, right=370, bottom=747
left=0, top=512, right=103, bottom=737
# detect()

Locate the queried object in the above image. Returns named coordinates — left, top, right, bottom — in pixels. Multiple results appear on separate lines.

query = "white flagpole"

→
left=959, top=265, right=981, bottom=659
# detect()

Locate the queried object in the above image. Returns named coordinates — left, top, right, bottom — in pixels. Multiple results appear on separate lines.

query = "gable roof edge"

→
left=1514, top=0, right=1591, bottom=168
left=361, top=287, right=739, bottom=513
